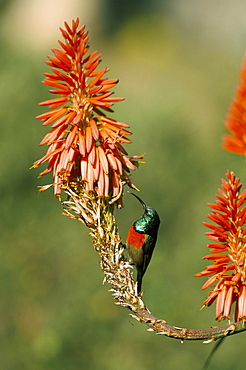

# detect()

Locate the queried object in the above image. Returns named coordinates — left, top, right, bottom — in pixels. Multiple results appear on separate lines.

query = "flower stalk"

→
left=61, top=178, right=246, bottom=343
left=33, top=19, right=246, bottom=344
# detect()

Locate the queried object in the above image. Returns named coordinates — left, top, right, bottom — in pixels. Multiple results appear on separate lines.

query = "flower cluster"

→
left=195, top=171, right=246, bottom=322
left=223, top=56, right=246, bottom=155
left=32, top=18, right=142, bottom=203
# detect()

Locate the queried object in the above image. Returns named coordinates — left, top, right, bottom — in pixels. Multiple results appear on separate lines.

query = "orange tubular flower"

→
left=223, top=56, right=246, bottom=155
left=32, top=18, right=142, bottom=201
left=195, top=171, right=246, bottom=322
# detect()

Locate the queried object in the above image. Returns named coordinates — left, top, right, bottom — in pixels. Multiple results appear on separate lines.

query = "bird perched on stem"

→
left=126, top=192, right=160, bottom=294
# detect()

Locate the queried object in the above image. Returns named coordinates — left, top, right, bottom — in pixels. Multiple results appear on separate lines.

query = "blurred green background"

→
left=1, top=0, right=246, bottom=369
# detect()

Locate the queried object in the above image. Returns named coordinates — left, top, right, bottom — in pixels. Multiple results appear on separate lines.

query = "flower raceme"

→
left=32, top=18, right=142, bottom=203
left=223, top=56, right=246, bottom=155
left=195, top=171, right=246, bottom=322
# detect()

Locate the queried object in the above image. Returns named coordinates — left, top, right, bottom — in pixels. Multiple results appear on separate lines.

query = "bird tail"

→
left=137, top=272, right=143, bottom=294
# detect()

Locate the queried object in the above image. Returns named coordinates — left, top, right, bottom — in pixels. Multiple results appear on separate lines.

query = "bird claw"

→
left=120, top=242, right=127, bottom=250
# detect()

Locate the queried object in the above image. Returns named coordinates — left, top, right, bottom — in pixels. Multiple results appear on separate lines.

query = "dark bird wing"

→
left=141, top=234, right=155, bottom=274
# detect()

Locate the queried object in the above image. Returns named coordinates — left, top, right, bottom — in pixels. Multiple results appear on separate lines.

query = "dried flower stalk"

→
left=61, top=182, right=246, bottom=342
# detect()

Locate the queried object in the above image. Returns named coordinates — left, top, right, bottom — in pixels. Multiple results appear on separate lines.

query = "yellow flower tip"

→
left=128, top=183, right=140, bottom=192
left=194, top=272, right=201, bottom=277
left=29, top=164, right=38, bottom=169
left=131, top=153, right=145, bottom=159
left=199, top=305, right=206, bottom=311
left=38, top=184, right=53, bottom=192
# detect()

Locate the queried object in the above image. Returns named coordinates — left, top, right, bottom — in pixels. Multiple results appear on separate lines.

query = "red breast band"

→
left=126, top=225, right=146, bottom=250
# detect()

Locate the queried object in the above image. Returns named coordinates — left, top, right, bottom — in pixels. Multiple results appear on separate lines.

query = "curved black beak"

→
left=127, top=191, right=147, bottom=211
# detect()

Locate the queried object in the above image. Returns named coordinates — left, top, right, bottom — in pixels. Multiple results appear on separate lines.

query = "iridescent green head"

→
left=128, top=192, right=160, bottom=238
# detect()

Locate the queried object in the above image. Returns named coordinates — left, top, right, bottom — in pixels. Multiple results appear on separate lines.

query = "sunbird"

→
left=126, top=192, right=160, bottom=294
